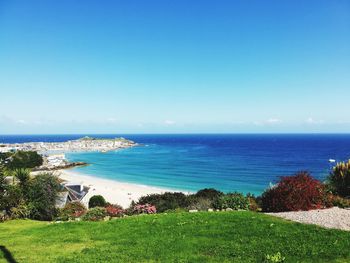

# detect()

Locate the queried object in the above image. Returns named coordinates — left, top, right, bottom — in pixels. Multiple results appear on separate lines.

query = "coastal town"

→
left=0, top=136, right=136, bottom=170
left=0, top=136, right=137, bottom=154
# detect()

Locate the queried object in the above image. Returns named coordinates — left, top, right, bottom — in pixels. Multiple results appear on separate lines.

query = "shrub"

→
left=27, top=173, right=61, bottom=220
left=12, top=168, right=31, bottom=198
left=326, top=194, right=350, bottom=208
left=82, top=207, right=107, bottom=221
left=105, top=204, right=125, bottom=217
left=2, top=185, right=22, bottom=213
left=10, top=203, right=30, bottom=219
left=262, top=171, right=327, bottom=212
left=0, top=163, right=9, bottom=211
left=132, top=204, right=156, bottom=214
left=137, top=192, right=189, bottom=213
left=195, top=188, right=223, bottom=200
left=187, top=197, right=213, bottom=211
left=213, top=192, right=250, bottom=210
left=247, top=195, right=260, bottom=211
left=327, top=160, right=350, bottom=197
left=0, top=211, right=9, bottom=222
left=89, top=195, right=107, bottom=208
left=59, top=202, right=87, bottom=220
left=7, top=151, right=43, bottom=169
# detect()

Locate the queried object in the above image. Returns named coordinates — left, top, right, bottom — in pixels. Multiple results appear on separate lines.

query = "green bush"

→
left=27, top=173, right=61, bottom=220
left=187, top=197, right=213, bottom=211
left=2, top=185, right=22, bottom=213
left=7, top=151, right=43, bottom=169
left=89, top=195, right=107, bottom=208
left=82, top=207, right=107, bottom=221
left=137, top=192, right=190, bottom=213
left=10, top=203, right=30, bottom=219
left=213, top=192, right=250, bottom=210
left=327, top=160, right=350, bottom=197
left=12, top=168, right=31, bottom=197
left=194, top=188, right=223, bottom=200
left=0, top=164, right=9, bottom=211
left=246, top=193, right=261, bottom=211
left=326, top=194, right=350, bottom=208
left=185, top=188, right=224, bottom=211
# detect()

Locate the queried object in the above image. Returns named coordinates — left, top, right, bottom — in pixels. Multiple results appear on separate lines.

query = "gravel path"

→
left=266, top=207, right=350, bottom=231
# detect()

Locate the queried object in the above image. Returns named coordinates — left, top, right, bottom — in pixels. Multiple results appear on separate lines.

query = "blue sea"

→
left=1, top=134, right=350, bottom=195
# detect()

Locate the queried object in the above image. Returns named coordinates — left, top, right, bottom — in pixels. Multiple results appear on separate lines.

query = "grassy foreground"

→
left=0, top=212, right=349, bottom=263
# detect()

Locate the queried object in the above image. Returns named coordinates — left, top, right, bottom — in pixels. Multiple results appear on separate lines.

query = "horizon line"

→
left=1, top=132, right=350, bottom=136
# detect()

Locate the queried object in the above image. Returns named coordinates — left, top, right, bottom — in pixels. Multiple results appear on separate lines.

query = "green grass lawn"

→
left=0, top=211, right=349, bottom=262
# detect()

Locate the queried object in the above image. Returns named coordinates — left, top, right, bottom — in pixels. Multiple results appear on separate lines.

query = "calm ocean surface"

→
left=1, top=134, right=350, bottom=194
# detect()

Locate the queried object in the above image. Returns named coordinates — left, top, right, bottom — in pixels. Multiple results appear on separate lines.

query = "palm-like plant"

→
left=12, top=168, right=31, bottom=192
left=328, top=160, right=350, bottom=198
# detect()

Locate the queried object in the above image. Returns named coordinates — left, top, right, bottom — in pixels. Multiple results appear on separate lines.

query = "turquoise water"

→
left=61, top=134, right=350, bottom=195
left=2, top=134, right=350, bottom=194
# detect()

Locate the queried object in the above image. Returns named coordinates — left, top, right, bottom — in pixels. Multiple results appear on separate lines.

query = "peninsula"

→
left=0, top=136, right=137, bottom=154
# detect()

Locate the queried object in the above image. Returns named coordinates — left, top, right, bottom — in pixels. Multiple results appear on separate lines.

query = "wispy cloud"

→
left=266, top=118, right=282, bottom=124
left=254, top=118, right=282, bottom=126
left=16, top=119, right=27, bottom=125
left=305, top=117, right=324, bottom=124
left=164, top=120, right=176, bottom=125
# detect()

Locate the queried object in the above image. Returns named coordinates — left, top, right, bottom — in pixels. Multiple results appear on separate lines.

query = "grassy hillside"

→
left=1, top=211, right=349, bottom=262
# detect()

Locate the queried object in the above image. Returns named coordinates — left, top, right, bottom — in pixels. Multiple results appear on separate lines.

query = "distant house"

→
left=55, top=183, right=90, bottom=208
left=43, top=154, right=66, bottom=168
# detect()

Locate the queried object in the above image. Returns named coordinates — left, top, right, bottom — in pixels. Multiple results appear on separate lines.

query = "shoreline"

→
left=57, top=168, right=188, bottom=208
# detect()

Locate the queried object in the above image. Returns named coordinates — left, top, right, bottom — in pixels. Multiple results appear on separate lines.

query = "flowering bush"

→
left=137, top=192, right=188, bottom=212
left=105, top=204, right=125, bottom=217
left=59, top=202, right=87, bottom=220
left=132, top=203, right=156, bottom=214
left=262, top=172, right=327, bottom=212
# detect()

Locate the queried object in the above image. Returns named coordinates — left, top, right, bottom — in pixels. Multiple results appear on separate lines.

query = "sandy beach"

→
left=57, top=169, right=185, bottom=208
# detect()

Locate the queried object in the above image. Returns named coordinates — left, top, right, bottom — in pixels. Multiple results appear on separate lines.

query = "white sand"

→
left=56, top=169, right=186, bottom=208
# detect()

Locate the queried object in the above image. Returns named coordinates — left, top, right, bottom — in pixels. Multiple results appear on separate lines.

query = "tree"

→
left=27, top=173, right=61, bottom=220
left=7, top=151, right=43, bottom=169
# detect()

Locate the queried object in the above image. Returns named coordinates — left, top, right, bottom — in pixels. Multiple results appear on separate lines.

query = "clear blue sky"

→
left=0, top=0, right=349, bottom=134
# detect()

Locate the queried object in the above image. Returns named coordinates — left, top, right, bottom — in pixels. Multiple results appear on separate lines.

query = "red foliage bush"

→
left=105, top=204, right=125, bottom=217
left=60, top=201, right=87, bottom=220
left=132, top=203, right=157, bottom=214
left=262, top=171, right=327, bottom=212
